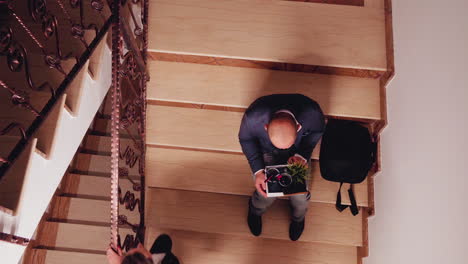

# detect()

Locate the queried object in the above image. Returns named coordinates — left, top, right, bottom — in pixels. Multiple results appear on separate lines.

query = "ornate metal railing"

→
left=109, top=0, right=148, bottom=251
left=0, top=0, right=112, bottom=177
left=0, top=0, right=149, bottom=253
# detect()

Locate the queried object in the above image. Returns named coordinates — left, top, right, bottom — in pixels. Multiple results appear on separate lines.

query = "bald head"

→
left=266, top=113, right=298, bottom=149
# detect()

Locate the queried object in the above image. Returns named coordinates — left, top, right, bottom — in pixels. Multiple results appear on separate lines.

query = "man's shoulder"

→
left=247, top=94, right=303, bottom=111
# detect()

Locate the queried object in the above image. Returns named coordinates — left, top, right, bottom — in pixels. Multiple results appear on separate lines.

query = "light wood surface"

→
left=87, top=33, right=110, bottom=81
left=62, top=174, right=137, bottom=198
left=90, top=117, right=138, bottom=137
left=148, top=61, right=382, bottom=120
left=50, top=197, right=140, bottom=225
left=146, top=146, right=367, bottom=206
left=364, top=0, right=385, bottom=8
left=82, top=135, right=141, bottom=155
left=147, top=105, right=244, bottom=152
left=39, top=222, right=133, bottom=251
left=73, top=153, right=140, bottom=177
left=147, top=105, right=323, bottom=155
left=146, top=188, right=363, bottom=246
left=64, top=61, right=88, bottom=115
left=29, top=249, right=105, bottom=264
left=148, top=0, right=386, bottom=70
left=34, top=95, right=67, bottom=157
left=146, top=227, right=358, bottom=264
left=149, top=52, right=385, bottom=79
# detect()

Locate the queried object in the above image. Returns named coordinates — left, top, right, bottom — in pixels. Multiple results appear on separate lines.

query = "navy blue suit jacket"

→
left=238, top=94, right=325, bottom=174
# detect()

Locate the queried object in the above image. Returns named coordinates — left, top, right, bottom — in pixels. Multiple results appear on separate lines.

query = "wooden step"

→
left=72, top=153, right=140, bottom=177
left=81, top=135, right=141, bottom=155
left=61, top=174, right=137, bottom=198
left=28, top=249, right=105, bottom=264
left=37, top=222, right=133, bottom=252
left=35, top=225, right=357, bottom=264
left=148, top=0, right=386, bottom=70
left=50, top=197, right=140, bottom=225
left=90, top=117, right=138, bottom=137
left=146, top=146, right=367, bottom=206
left=147, top=104, right=321, bottom=156
left=146, top=188, right=363, bottom=246
left=146, top=227, right=358, bottom=264
left=148, top=61, right=382, bottom=120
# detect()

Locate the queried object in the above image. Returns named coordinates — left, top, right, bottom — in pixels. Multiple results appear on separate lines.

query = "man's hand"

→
left=106, top=246, right=123, bottom=264
left=288, top=155, right=308, bottom=167
left=255, top=171, right=268, bottom=198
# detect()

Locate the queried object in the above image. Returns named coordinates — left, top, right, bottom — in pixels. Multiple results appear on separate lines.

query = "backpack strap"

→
left=335, top=182, right=359, bottom=216
left=348, top=184, right=359, bottom=216
left=335, top=182, right=348, bottom=212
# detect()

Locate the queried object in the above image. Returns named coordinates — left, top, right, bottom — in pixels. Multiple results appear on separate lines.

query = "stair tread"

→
left=50, top=197, right=140, bottom=225
left=148, top=0, right=386, bottom=70
left=148, top=61, right=382, bottom=120
left=29, top=249, right=105, bottom=264
left=90, top=117, right=138, bottom=137
left=37, top=222, right=134, bottom=251
left=73, top=153, right=140, bottom=177
left=82, top=135, right=141, bottom=155
left=33, top=223, right=358, bottom=264
left=146, top=146, right=368, bottom=206
left=147, top=188, right=363, bottom=246
left=62, top=174, right=138, bottom=198
left=147, top=105, right=323, bottom=156
left=146, top=227, right=358, bottom=264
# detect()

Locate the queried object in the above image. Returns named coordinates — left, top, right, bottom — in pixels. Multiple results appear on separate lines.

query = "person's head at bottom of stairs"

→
left=107, top=234, right=179, bottom=264
left=122, top=250, right=153, bottom=264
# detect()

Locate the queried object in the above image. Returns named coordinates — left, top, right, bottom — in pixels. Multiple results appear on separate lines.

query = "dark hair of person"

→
left=122, top=252, right=154, bottom=264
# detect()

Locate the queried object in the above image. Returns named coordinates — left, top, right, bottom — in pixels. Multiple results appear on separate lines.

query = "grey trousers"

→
left=249, top=151, right=311, bottom=222
left=250, top=190, right=311, bottom=222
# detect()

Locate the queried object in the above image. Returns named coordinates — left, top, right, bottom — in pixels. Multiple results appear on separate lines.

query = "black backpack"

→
left=319, top=120, right=376, bottom=216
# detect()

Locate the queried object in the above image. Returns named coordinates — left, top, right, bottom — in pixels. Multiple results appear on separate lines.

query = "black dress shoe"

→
left=289, top=219, right=305, bottom=241
left=247, top=203, right=262, bottom=236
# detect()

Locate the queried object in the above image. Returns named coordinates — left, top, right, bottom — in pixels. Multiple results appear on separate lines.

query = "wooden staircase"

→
left=0, top=1, right=112, bottom=259
left=142, top=0, right=390, bottom=263
left=22, top=0, right=393, bottom=263
left=23, top=107, right=141, bottom=263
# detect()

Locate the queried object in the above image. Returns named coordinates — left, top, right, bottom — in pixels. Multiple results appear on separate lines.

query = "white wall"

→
left=365, top=0, right=468, bottom=264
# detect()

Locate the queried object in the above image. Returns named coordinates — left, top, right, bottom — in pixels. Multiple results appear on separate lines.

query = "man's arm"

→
left=239, top=113, right=264, bottom=174
left=296, top=105, right=325, bottom=161
left=296, top=131, right=324, bottom=161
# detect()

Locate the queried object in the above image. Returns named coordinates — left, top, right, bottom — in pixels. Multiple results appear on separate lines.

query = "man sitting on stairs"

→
left=239, top=94, right=325, bottom=241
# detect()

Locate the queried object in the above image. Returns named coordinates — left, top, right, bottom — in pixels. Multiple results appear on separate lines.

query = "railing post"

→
left=110, top=0, right=122, bottom=250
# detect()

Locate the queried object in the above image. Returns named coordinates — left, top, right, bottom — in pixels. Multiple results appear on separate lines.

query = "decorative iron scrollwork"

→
left=91, top=0, right=104, bottom=11
left=29, top=0, right=47, bottom=22
left=0, top=0, right=112, bottom=181
left=119, top=186, right=141, bottom=213
left=110, top=0, right=148, bottom=252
